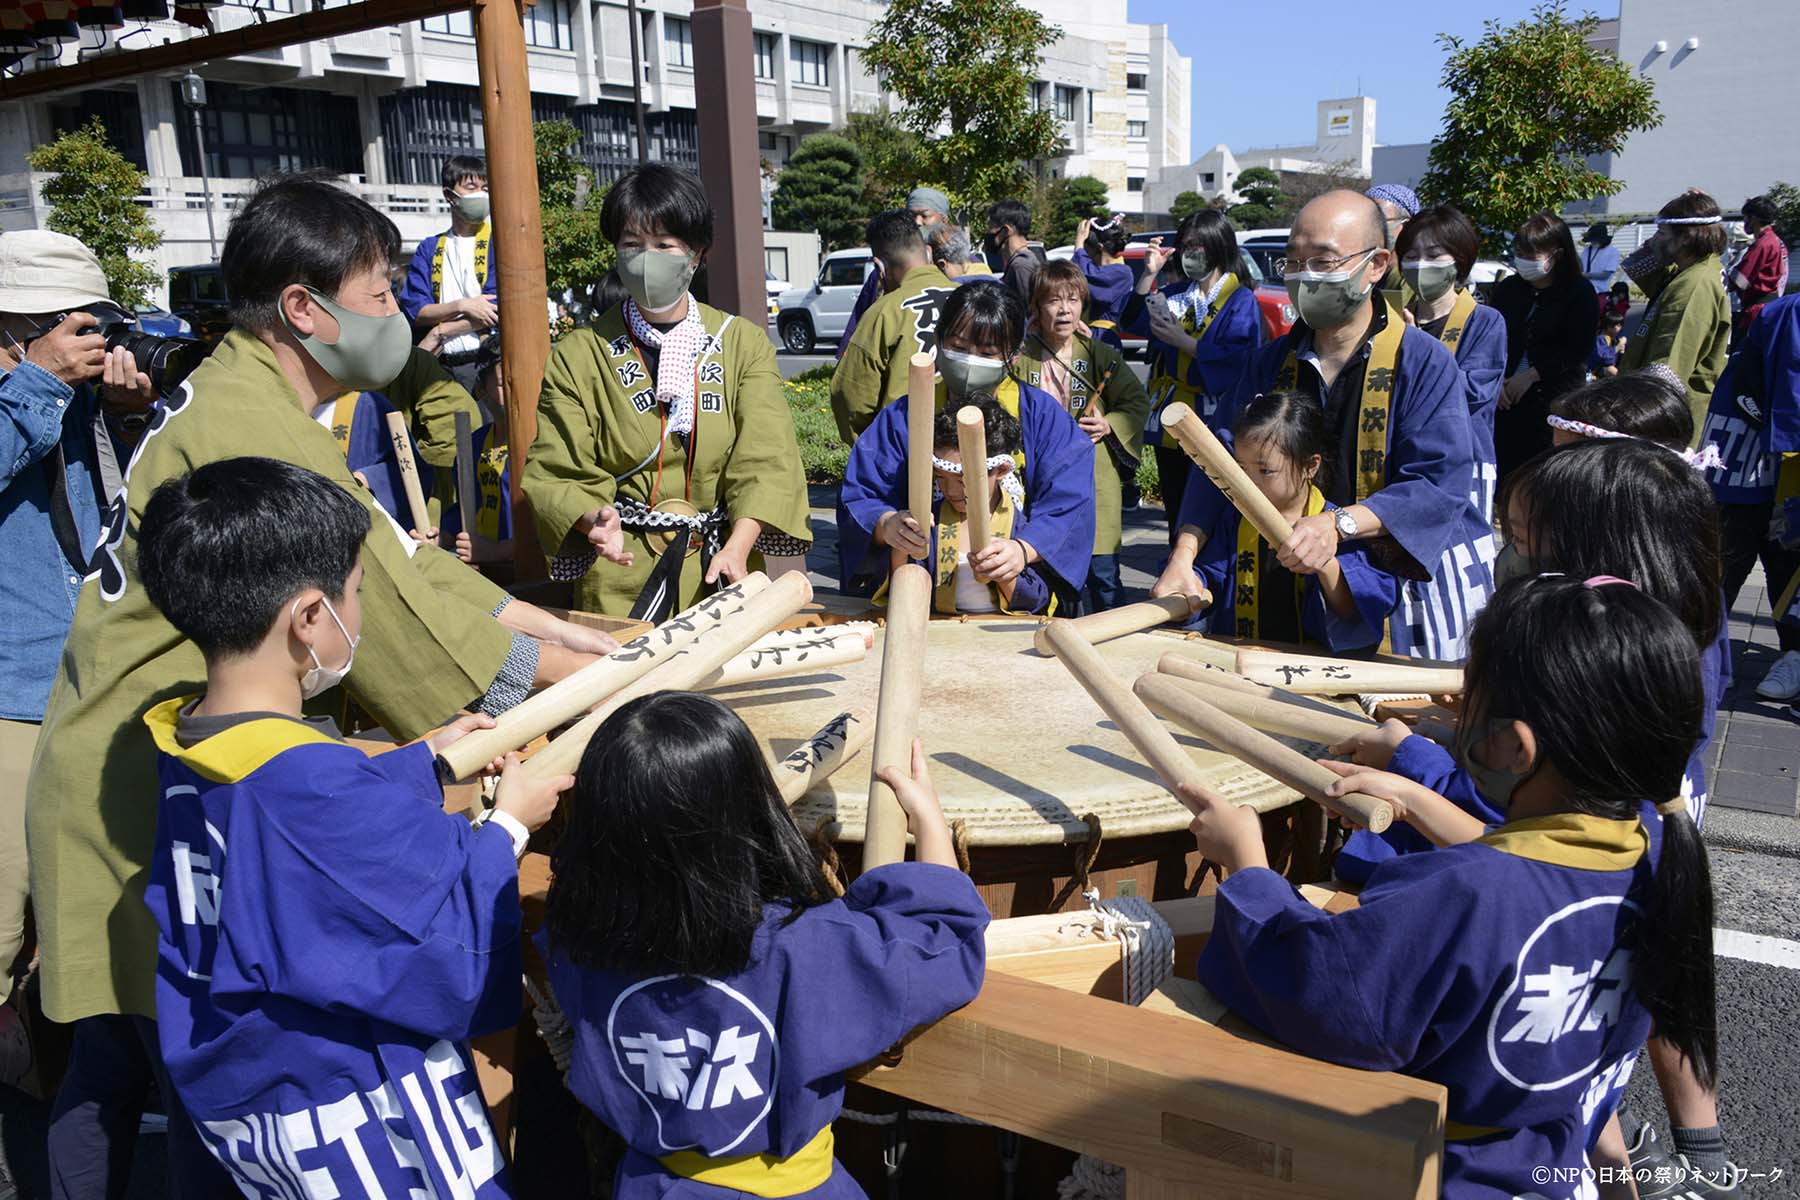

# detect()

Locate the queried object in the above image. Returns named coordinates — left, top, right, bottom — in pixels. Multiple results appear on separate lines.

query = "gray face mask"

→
left=1284, top=250, right=1376, bottom=329
left=1491, top=542, right=1537, bottom=589
left=618, top=249, right=698, bottom=312
left=284, top=287, right=413, bottom=392
left=451, top=190, right=490, bottom=224
left=1401, top=256, right=1458, bottom=303
left=938, top=347, right=1009, bottom=395
left=1455, top=718, right=1534, bottom=814
left=1180, top=251, right=1211, bottom=284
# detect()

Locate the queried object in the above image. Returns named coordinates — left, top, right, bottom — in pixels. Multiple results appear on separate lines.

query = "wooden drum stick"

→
left=700, top=630, right=868, bottom=690
left=1235, top=649, right=1464, bottom=696
left=454, top=409, right=478, bottom=542
left=893, top=352, right=938, bottom=573
left=1155, top=653, right=1268, bottom=695
left=1039, top=618, right=1220, bottom=817
left=1160, top=402, right=1293, bottom=547
left=775, top=708, right=876, bottom=805
left=864, top=563, right=931, bottom=869
left=955, top=405, right=992, bottom=556
left=436, top=574, right=773, bottom=779
left=1134, top=674, right=1393, bottom=833
left=524, top=571, right=815, bottom=779
left=1031, top=594, right=1208, bottom=654
left=384, top=410, right=433, bottom=536
left=1151, top=672, right=1378, bottom=747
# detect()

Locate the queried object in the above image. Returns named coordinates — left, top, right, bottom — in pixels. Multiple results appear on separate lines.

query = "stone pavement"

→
left=1708, top=567, right=1800, bottom=818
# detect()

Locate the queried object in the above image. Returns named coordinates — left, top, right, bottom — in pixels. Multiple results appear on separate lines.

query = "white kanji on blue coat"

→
left=1486, top=896, right=1641, bottom=1091
left=608, top=976, right=779, bottom=1154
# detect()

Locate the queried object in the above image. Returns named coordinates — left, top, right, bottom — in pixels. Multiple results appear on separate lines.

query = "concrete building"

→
left=1145, top=96, right=1374, bottom=216
left=0, top=0, right=1191, bottom=301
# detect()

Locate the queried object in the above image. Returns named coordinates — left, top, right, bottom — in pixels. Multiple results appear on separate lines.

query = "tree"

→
left=1420, top=2, right=1661, bottom=253
left=1044, top=174, right=1110, bottom=247
left=28, top=118, right=161, bottom=310
left=1169, top=191, right=1207, bottom=222
left=533, top=120, right=612, bottom=311
left=1762, top=182, right=1800, bottom=247
left=1228, top=166, right=1287, bottom=230
left=861, top=0, right=1063, bottom=209
left=841, top=109, right=923, bottom=211
left=772, top=134, right=867, bottom=250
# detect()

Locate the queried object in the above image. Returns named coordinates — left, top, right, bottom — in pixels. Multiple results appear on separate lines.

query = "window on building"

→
left=790, top=38, right=830, bottom=87
left=666, top=17, right=693, bottom=68
left=523, top=0, right=572, bottom=51
left=51, top=88, right=147, bottom=171
left=381, top=82, right=483, bottom=185
left=420, top=11, right=473, bottom=37
left=1127, top=176, right=1145, bottom=193
left=754, top=32, right=777, bottom=80
left=1201, top=171, right=1215, bottom=187
left=1126, top=71, right=1147, bottom=91
left=1086, top=90, right=1094, bottom=123
left=1128, top=120, right=1147, bottom=139
left=1054, top=85, right=1078, bottom=122
left=176, top=80, right=361, bottom=180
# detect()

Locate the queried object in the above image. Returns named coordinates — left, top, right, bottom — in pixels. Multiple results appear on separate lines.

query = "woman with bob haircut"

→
left=1620, top=189, right=1732, bottom=441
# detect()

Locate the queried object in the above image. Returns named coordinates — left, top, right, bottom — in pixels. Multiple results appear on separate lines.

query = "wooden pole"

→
left=383, top=411, right=433, bottom=536
left=891, top=352, right=938, bottom=574
left=473, top=0, right=551, bottom=581
left=955, top=405, right=992, bottom=557
left=454, top=410, right=479, bottom=544
left=1149, top=672, right=1378, bottom=747
left=691, top=0, right=765, bottom=319
left=864, top=563, right=930, bottom=869
left=1031, top=594, right=1207, bottom=653
left=774, top=708, right=876, bottom=805
left=1161, top=402, right=1294, bottom=547
left=1133, top=674, right=1393, bottom=832
left=1234, top=649, right=1464, bottom=696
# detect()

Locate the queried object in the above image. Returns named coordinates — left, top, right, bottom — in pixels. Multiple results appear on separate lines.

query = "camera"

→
left=41, top=301, right=210, bottom=396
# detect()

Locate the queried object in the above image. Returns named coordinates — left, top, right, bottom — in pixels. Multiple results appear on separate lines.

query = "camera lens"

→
left=102, top=325, right=208, bottom=395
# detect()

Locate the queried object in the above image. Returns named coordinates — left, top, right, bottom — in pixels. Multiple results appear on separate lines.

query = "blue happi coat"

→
left=836, top=383, right=1095, bottom=609
left=1119, top=277, right=1262, bottom=436
left=142, top=699, right=522, bottom=1200
left=1441, top=301, right=1506, bottom=526
left=1202, top=799, right=1664, bottom=1200
left=1699, top=292, right=1800, bottom=507
left=325, top=390, right=437, bottom=529
left=1186, top=500, right=1398, bottom=651
left=1180, top=310, right=1495, bottom=659
left=543, top=863, right=988, bottom=1200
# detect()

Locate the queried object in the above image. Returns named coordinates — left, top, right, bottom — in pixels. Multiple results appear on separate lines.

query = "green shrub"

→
left=1134, top=450, right=1161, bottom=503
left=787, top=375, right=848, bottom=482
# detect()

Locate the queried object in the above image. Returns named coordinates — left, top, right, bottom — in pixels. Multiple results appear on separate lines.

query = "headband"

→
left=1655, top=215, right=1723, bottom=225
left=1543, top=414, right=1725, bottom=470
left=932, top=453, right=1026, bottom=512
left=1583, top=575, right=1638, bottom=590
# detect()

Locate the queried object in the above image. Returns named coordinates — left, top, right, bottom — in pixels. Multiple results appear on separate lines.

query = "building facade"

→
left=0, top=0, right=1191, bottom=301
left=1144, top=96, right=1374, bottom=217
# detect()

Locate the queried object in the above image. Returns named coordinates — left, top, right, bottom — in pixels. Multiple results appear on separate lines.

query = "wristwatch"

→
left=1333, top=508, right=1360, bottom=540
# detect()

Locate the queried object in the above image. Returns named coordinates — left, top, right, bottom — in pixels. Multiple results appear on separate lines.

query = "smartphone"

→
left=1145, top=291, right=1172, bottom=323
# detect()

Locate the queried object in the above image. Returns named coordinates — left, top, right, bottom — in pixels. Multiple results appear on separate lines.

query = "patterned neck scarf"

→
left=623, top=295, right=705, bottom=437
left=932, top=453, right=1026, bottom=513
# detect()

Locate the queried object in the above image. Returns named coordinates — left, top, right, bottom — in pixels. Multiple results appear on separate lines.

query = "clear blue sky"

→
left=1123, top=0, right=1617, bottom=155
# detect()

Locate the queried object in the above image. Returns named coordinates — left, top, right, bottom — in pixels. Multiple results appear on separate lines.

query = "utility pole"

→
left=179, top=70, right=217, bottom=260
left=626, top=0, right=650, bottom=163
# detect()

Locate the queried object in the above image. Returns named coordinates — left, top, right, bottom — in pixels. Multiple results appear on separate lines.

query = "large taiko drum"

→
left=716, top=616, right=1325, bottom=1199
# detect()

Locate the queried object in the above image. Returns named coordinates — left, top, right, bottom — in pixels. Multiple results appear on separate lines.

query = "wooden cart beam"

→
left=0, top=0, right=475, bottom=101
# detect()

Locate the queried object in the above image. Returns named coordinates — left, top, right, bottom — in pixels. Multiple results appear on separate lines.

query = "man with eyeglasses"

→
left=1172, top=190, right=1494, bottom=660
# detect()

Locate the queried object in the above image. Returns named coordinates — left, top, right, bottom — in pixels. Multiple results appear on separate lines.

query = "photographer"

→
left=0, top=230, right=155, bottom=1034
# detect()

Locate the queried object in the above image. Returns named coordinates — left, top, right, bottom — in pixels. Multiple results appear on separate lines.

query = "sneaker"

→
left=1755, top=649, right=1800, bottom=699
left=1635, top=1153, right=1742, bottom=1198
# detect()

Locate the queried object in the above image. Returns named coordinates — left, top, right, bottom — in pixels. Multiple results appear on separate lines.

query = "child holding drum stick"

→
left=540, top=693, right=987, bottom=1200
left=1150, top=390, right=1398, bottom=649
left=1185, top=574, right=1720, bottom=1200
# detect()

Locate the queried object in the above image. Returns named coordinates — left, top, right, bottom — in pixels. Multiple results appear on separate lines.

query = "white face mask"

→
left=1513, top=255, right=1551, bottom=281
left=295, top=596, right=359, bottom=700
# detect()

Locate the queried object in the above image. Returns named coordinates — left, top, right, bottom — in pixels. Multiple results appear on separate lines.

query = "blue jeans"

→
left=1085, top=553, right=1121, bottom=614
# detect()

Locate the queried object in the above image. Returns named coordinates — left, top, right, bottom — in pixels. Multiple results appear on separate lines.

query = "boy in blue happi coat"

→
left=540, top=694, right=987, bottom=1200
left=136, top=456, right=573, bottom=1200
left=1182, top=575, right=1721, bottom=1200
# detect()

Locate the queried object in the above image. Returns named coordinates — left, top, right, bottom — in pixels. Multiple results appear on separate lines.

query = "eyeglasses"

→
left=1274, top=247, right=1379, bottom=277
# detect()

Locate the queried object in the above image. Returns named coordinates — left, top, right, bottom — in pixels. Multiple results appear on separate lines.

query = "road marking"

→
left=1714, top=927, right=1800, bottom=969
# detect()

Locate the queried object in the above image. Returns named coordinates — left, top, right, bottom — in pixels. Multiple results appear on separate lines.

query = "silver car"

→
left=774, top=248, right=874, bottom=354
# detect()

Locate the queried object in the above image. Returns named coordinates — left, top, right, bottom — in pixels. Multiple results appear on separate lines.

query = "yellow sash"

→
left=1233, top=486, right=1324, bottom=639
left=474, top=434, right=509, bottom=541
left=430, top=220, right=492, bottom=300
left=329, top=392, right=357, bottom=459
left=1148, top=273, right=1242, bottom=406
left=930, top=488, right=1032, bottom=615
left=659, top=1126, right=834, bottom=1198
left=1275, top=298, right=1405, bottom=503
left=1435, top=288, right=1477, bottom=353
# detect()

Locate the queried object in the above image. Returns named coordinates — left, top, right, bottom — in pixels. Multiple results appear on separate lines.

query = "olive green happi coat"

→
left=26, top=330, right=516, bottom=1023
left=525, top=303, right=811, bottom=616
left=830, top=263, right=956, bottom=443
left=1618, top=255, right=1730, bottom=443
left=1015, top=334, right=1149, bottom=555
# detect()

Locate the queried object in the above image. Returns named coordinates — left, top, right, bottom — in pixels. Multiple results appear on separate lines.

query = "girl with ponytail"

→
left=1184, top=574, right=1717, bottom=1200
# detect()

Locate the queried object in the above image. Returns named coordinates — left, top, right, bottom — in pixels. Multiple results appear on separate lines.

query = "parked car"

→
left=134, top=307, right=192, bottom=338
left=1468, top=259, right=1513, bottom=303
left=167, top=263, right=233, bottom=347
left=774, top=248, right=873, bottom=353
left=765, top=270, right=789, bottom=323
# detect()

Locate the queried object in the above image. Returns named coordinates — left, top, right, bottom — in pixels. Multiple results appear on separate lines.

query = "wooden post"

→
left=955, top=405, right=992, bottom=556
left=473, top=0, right=551, bottom=580
left=690, top=0, right=765, bottom=321
left=864, top=564, right=930, bottom=869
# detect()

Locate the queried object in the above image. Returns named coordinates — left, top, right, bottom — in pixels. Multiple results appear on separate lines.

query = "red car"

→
left=1122, top=231, right=1295, bottom=342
